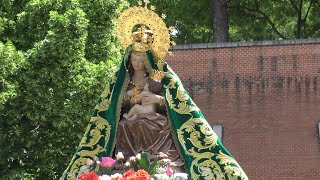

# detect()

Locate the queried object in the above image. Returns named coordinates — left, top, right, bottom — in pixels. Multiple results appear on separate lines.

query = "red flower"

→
left=122, top=169, right=150, bottom=180
left=123, top=170, right=135, bottom=178
left=136, top=169, right=151, bottom=180
left=126, top=173, right=138, bottom=180
left=79, top=172, right=99, bottom=180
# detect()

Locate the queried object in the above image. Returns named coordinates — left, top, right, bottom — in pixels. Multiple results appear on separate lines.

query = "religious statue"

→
left=61, top=2, right=248, bottom=180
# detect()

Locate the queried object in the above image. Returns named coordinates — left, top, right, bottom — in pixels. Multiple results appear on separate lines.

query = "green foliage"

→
left=137, top=152, right=159, bottom=176
left=229, top=0, right=320, bottom=41
left=0, top=0, right=121, bottom=179
left=126, top=0, right=320, bottom=43
left=0, top=41, right=26, bottom=107
left=127, top=0, right=213, bottom=44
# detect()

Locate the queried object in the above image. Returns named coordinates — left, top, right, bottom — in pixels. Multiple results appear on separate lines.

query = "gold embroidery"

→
left=176, top=86, right=189, bottom=101
left=165, top=73, right=200, bottom=115
left=199, top=166, right=215, bottom=180
left=178, top=118, right=218, bottom=152
left=77, top=145, right=104, bottom=157
left=217, top=151, right=248, bottom=180
left=68, top=158, right=87, bottom=179
left=100, top=84, right=111, bottom=98
left=177, top=117, right=222, bottom=180
left=79, top=128, right=102, bottom=148
left=61, top=115, right=111, bottom=179
left=186, top=147, right=224, bottom=180
left=199, top=160, right=225, bottom=180
left=95, top=83, right=112, bottom=111
left=156, top=59, right=166, bottom=71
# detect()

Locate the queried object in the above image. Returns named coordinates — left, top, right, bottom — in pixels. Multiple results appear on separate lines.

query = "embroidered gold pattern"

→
left=95, top=84, right=112, bottom=111
left=165, top=72, right=200, bottom=115
left=217, top=151, right=248, bottom=180
left=164, top=68, right=247, bottom=180
left=61, top=100, right=112, bottom=179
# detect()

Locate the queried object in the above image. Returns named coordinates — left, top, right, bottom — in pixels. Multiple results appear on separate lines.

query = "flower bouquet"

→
left=78, top=152, right=182, bottom=180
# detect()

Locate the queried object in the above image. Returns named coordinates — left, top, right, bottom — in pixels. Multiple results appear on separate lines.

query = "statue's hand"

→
left=141, top=91, right=162, bottom=105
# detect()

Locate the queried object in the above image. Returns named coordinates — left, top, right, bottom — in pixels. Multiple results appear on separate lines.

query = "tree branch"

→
left=228, top=5, right=287, bottom=39
left=303, top=0, right=314, bottom=22
left=254, top=0, right=260, bottom=11
left=299, top=0, right=303, bottom=12
left=289, top=0, right=300, bottom=13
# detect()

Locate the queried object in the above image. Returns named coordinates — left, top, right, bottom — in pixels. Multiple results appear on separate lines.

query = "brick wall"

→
left=165, top=39, right=320, bottom=179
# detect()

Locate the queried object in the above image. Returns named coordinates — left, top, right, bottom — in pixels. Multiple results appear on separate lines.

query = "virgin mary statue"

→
left=61, top=3, right=248, bottom=180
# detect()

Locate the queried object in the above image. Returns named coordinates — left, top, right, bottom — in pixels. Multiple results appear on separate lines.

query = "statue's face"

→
left=130, top=51, right=146, bottom=71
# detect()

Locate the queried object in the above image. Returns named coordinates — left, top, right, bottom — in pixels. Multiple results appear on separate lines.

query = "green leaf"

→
left=147, top=156, right=159, bottom=176
left=138, top=151, right=150, bottom=170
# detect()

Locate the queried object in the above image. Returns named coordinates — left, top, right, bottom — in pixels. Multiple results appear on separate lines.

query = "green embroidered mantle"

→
left=60, top=49, right=248, bottom=180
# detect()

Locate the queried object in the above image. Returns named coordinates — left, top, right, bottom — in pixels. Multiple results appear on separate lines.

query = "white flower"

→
left=111, top=173, right=123, bottom=179
left=135, top=153, right=141, bottom=160
left=129, top=156, right=136, bottom=162
left=125, top=161, right=131, bottom=167
left=99, top=175, right=111, bottom=180
left=116, top=152, right=124, bottom=160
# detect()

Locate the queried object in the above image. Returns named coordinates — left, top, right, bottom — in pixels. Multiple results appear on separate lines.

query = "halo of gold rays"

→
left=115, top=5, right=171, bottom=59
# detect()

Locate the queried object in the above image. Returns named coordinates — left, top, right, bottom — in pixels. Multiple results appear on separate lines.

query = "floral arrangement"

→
left=78, top=152, right=176, bottom=180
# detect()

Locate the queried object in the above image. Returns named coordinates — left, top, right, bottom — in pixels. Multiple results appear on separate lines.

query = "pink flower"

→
left=97, top=157, right=116, bottom=168
left=87, top=158, right=94, bottom=166
left=165, top=167, right=174, bottom=176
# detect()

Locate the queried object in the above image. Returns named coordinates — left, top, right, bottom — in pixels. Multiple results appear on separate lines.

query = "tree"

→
left=126, top=0, right=320, bottom=43
left=210, top=0, right=229, bottom=42
left=0, top=0, right=121, bottom=179
left=127, top=0, right=214, bottom=44
left=229, top=0, right=320, bottom=41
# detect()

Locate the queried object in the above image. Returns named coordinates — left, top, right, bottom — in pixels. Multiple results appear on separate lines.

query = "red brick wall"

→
left=165, top=40, right=320, bottom=179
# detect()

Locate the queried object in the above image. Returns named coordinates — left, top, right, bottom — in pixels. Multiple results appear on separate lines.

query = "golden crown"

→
left=115, top=1, right=174, bottom=59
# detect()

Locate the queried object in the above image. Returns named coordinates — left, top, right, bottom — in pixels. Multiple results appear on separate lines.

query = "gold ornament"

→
left=115, top=9, right=121, bottom=15
left=144, top=0, right=150, bottom=8
left=169, top=26, right=175, bottom=32
left=131, top=85, right=141, bottom=103
left=168, top=51, right=174, bottom=56
left=150, top=70, right=166, bottom=81
left=115, top=6, right=171, bottom=59
left=124, top=2, right=130, bottom=7
left=161, top=13, right=166, bottom=19
left=129, top=77, right=149, bottom=103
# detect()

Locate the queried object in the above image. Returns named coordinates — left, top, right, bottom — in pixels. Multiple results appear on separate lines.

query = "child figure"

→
left=123, top=83, right=156, bottom=121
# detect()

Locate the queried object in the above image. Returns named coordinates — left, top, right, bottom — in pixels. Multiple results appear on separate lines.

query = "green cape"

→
left=61, top=49, right=248, bottom=180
